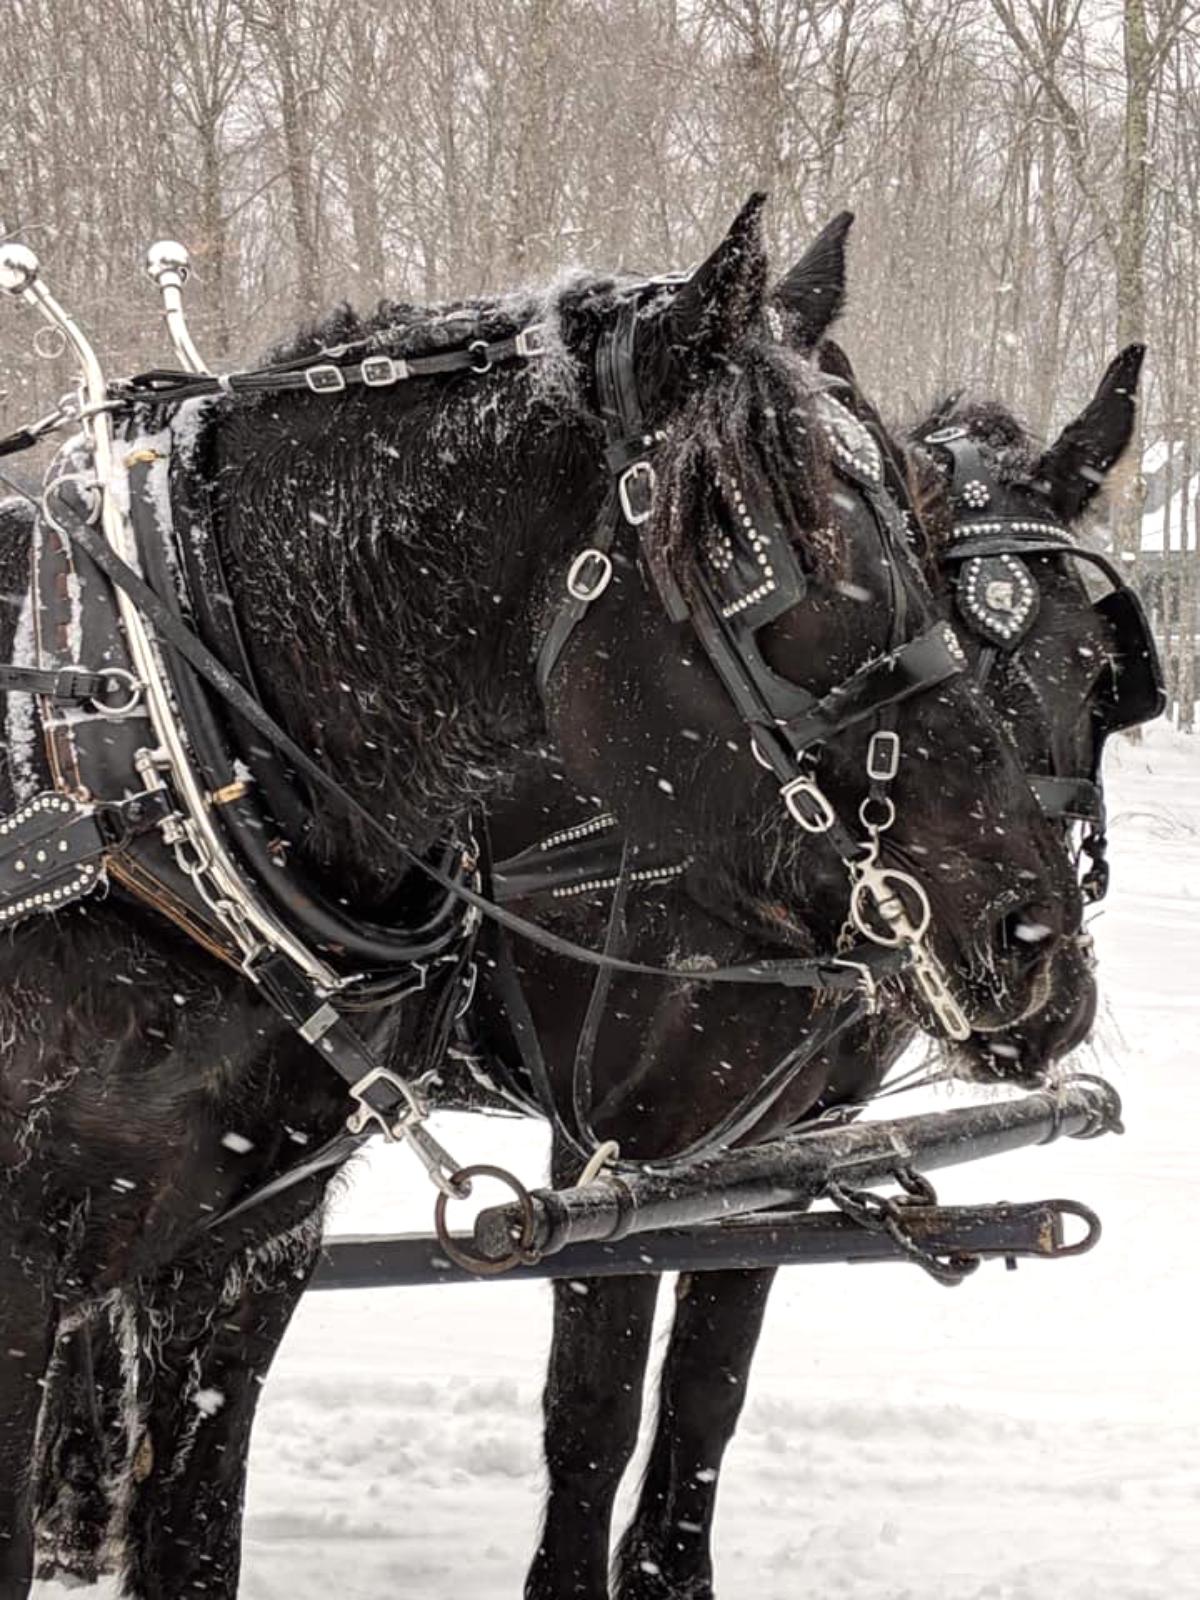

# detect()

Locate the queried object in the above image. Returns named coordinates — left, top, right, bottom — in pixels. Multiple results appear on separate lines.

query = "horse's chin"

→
left=947, top=940, right=1098, bottom=1088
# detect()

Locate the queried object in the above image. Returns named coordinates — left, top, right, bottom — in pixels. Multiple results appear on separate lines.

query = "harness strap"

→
left=0, top=790, right=169, bottom=924
left=45, top=478, right=906, bottom=995
left=0, top=663, right=115, bottom=702
left=942, top=531, right=1124, bottom=589
left=778, top=625, right=966, bottom=756
left=487, top=836, right=879, bottom=1171
left=0, top=425, right=49, bottom=460
left=120, top=323, right=548, bottom=407
left=569, top=842, right=631, bottom=1155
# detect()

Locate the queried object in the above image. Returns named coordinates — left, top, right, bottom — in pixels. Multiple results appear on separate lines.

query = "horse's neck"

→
left=213, top=395, right=596, bottom=871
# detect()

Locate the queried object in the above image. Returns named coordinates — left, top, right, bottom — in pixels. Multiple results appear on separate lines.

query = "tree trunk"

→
left=1113, top=0, right=1153, bottom=567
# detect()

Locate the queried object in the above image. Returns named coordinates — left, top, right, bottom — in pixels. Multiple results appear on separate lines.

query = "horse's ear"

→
left=1033, top=344, right=1146, bottom=521
left=918, top=391, right=965, bottom=439
left=666, top=193, right=769, bottom=356
left=771, top=210, right=853, bottom=351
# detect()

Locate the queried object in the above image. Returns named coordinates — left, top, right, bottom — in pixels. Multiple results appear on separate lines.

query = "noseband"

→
left=926, top=426, right=1166, bottom=903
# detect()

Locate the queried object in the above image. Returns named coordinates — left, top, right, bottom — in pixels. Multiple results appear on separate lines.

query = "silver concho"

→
left=956, top=554, right=1038, bottom=648
left=960, top=479, right=991, bottom=510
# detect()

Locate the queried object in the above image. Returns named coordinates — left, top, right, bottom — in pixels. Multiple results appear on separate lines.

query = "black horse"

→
left=3, top=199, right=1087, bottom=1600
left=495, top=364, right=1149, bottom=1600
left=456, top=240, right=1152, bottom=1595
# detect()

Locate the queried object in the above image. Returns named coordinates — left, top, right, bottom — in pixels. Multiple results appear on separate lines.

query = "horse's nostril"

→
left=994, top=903, right=1058, bottom=959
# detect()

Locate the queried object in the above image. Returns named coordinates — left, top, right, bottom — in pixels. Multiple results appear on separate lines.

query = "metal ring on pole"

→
left=433, top=1163, right=539, bottom=1276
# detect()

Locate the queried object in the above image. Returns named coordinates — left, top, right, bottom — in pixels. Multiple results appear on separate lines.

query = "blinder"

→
left=699, top=475, right=808, bottom=630
left=1091, top=585, right=1166, bottom=736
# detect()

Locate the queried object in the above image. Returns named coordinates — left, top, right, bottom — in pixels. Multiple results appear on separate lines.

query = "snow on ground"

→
left=38, top=724, right=1200, bottom=1598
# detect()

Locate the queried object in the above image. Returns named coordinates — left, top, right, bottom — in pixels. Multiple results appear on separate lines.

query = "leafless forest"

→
left=2, top=0, right=1198, bottom=715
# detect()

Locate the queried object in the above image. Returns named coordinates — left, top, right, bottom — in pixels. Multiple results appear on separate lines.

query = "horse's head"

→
left=898, top=347, right=1163, bottom=1081
left=769, top=216, right=1162, bottom=1081
left=542, top=197, right=1092, bottom=1058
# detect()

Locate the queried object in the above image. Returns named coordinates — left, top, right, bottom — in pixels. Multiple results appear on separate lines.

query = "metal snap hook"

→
left=468, top=340, right=493, bottom=374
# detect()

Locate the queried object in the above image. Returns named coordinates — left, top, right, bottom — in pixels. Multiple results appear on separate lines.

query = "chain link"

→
left=826, top=1169, right=980, bottom=1287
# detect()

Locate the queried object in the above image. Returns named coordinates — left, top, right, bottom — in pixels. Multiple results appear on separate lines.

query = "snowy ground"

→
left=39, top=723, right=1200, bottom=1598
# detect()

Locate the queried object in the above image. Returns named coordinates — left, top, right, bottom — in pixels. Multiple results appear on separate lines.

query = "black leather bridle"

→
left=539, top=299, right=982, bottom=1039
left=925, top=426, right=1166, bottom=903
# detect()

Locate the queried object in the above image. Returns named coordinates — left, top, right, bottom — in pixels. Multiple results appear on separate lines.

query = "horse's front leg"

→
left=33, top=1311, right=128, bottom=1586
left=613, top=1267, right=776, bottom=1600
left=0, top=1260, right=55, bottom=1600
left=525, top=1267, right=660, bottom=1600
left=119, top=1217, right=322, bottom=1600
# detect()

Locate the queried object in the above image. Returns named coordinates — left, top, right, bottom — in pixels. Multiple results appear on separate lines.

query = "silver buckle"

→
left=781, top=775, right=836, bottom=833
left=866, top=731, right=901, bottom=783
left=566, top=548, right=613, bottom=603
left=305, top=363, right=346, bottom=393
left=618, top=461, right=657, bottom=526
left=515, top=324, right=548, bottom=358
left=361, top=355, right=408, bottom=386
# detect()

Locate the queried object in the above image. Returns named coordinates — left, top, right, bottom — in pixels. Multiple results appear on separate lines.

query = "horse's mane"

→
left=265, top=272, right=627, bottom=371
left=271, top=283, right=849, bottom=594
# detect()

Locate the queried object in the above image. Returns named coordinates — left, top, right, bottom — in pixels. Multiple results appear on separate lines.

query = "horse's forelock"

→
left=654, top=341, right=841, bottom=593
left=914, top=395, right=1039, bottom=482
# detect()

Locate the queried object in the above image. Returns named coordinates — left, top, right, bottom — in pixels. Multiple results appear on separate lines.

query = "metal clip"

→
left=345, top=1066, right=468, bottom=1198
left=618, top=460, right=657, bottom=526
left=304, top=363, right=347, bottom=393
left=781, top=774, right=836, bottom=833
left=566, top=548, right=613, bottom=603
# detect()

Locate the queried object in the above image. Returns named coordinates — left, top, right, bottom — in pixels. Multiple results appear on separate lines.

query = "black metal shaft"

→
left=472, top=1077, right=1118, bottom=1262
left=311, top=1201, right=1077, bottom=1289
